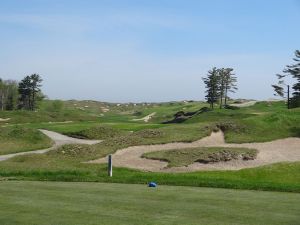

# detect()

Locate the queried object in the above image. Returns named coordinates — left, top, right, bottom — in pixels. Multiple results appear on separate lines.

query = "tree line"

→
left=202, top=67, right=237, bottom=109
left=0, top=74, right=43, bottom=111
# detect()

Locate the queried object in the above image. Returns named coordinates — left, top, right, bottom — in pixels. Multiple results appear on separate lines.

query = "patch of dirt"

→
left=48, top=121, right=73, bottom=124
left=100, top=107, right=110, bottom=112
left=132, top=112, right=156, bottom=122
left=88, top=131, right=300, bottom=172
left=0, top=118, right=11, bottom=122
left=229, top=101, right=257, bottom=107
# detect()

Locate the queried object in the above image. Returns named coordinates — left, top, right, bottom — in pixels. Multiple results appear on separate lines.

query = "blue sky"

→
left=0, top=0, right=299, bottom=102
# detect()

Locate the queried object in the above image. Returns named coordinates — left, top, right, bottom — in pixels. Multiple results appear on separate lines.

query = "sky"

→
left=0, top=0, right=299, bottom=102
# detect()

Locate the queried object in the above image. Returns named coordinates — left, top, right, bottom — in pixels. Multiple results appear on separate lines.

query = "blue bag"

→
left=148, top=182, right=157, bottom=187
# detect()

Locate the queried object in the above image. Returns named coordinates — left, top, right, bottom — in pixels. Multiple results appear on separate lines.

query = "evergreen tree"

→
left=218, top=68, right=226, bottom=109
left=223, top=68, right=237, bottom=105
left=18, top=74, right=43, bottom=110
left=272, top=50, right=300, bottom=108
left=203, top=67, right=219, bottom=109
left=29, top=74, right=43, bottom=110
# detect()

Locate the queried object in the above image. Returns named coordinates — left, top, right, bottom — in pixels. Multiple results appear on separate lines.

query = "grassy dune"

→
left=0, top=181, right=299, bottom=225
left=0, top=127, right=53, bottom=155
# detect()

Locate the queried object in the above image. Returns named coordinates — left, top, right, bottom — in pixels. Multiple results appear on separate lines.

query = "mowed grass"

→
left=0, top=181, right=299, bottom=225
left=0, top=127, right=53, bottom=155
left=143, top=147, right=258, bottom=167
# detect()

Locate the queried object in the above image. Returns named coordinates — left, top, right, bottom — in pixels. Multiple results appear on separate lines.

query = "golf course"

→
left=0, top=99, right=300, bottom=224
left=1, top=1, right=300, bottom=224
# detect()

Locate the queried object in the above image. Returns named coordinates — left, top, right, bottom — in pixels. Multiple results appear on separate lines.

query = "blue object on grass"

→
left=148, top=182, right=157, bottom=187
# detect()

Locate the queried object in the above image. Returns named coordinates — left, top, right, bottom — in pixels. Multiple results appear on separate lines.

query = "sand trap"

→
left=89, top=131, right=300, bottom=172
left=0, top=118, right=11, bottom=122
left=100, top=107, right=110, bottom=112
left=48, top=121, right=73, bottom=124
left=230, top=101, right=257, bottom=107
left=132, top=112, right=156, bottom=122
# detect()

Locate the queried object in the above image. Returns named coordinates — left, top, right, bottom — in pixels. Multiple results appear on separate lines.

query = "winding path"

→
left=0, top=130, right=102, bottom=161
left=89, top=131, right=300, bottom=172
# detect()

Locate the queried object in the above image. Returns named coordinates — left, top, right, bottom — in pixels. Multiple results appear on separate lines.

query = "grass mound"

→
left=132, top=129, right=164, bottom=138
left=47, top=144, right=95, bottom=159
left=143, top=147, right=258, bottom=167
left=0, top=126, right=53, bottom=155
left=68, top=125, right=124, bottom=139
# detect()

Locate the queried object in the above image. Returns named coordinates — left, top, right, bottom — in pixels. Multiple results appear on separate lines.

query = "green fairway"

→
left=0, top=181, right=299, bottom=225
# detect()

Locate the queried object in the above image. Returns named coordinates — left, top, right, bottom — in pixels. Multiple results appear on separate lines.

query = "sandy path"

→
left=89, top=131, right=300, bottom=172
left=132, top=112, right=156, bottom=122
left=0, top=129, right=102, bottom=161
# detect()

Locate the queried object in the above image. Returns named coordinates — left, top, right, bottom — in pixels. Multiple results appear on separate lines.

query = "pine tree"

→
left=223, top=68, right=237, bottom=105
left=272, top=50, right=300, bottom=108
left=203, top=67, right=219, bottom=109
left=18, top=74, right=43, bottom=110
left=218, top=68, right=226, bottom=109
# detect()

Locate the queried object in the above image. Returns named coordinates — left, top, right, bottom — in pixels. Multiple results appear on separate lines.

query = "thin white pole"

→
left=108, top=154, right=112, bottom=177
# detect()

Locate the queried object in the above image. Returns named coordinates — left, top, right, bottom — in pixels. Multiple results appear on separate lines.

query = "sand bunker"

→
left=89, top=131, right=300, bottom=172
left=230, top=101, right=257, bottom=107
left=0, top=118, right=11, bottom=122
left=132, top=112, right=156, bottom=122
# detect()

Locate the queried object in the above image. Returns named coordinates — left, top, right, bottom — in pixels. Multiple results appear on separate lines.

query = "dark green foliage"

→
left=18, top=74, right=43, bottom=110
left=273, top=49, right=300, bottom=108
left=202, top=67, right=219, bottom=109
left=202, top=67, right=237, bottom=109
left=162, top=107, right=212, bottom=124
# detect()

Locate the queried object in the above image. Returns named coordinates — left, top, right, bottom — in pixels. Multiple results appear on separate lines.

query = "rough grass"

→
left=187, top=101, right=300, bottom=143
left=0, top=126, right=53, bottom=155
left=67, top=125, right=125, bottom=139
left=142, top=147, right=258, bottom=167
left=0, top=181, right=300, bottom=225
left=223, top=109, right=300, bottom=143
